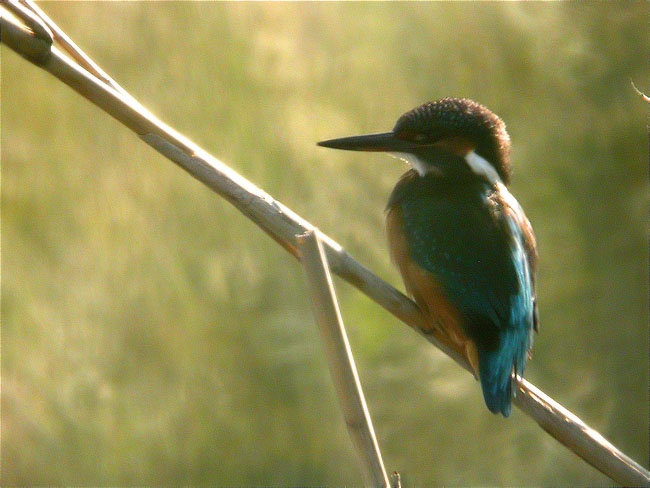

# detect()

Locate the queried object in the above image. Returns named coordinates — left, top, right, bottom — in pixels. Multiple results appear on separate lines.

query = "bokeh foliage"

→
left=2, top=2, right=648, bottom=486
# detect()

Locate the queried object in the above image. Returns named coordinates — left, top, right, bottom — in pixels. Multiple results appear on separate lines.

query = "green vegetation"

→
left=2, top=2, right=648, bottom=485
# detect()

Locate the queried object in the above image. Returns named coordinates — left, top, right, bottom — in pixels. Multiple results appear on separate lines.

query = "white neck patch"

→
left=465, top=151, right=502, bottom=185
left=390, top=150, right=502, bottom=184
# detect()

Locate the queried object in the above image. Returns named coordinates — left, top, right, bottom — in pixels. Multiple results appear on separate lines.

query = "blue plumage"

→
left=389, top=167, right=536, bottom=417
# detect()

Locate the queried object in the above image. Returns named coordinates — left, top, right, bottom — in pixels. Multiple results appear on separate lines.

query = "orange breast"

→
left=386, top=206, right=480, bottom=378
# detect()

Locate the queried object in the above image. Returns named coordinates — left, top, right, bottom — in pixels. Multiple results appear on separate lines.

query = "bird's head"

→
left=318, top=98, right=512, bottom=185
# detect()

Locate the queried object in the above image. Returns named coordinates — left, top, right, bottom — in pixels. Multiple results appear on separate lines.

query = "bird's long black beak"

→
left=317, top=132, right=418, bottom=152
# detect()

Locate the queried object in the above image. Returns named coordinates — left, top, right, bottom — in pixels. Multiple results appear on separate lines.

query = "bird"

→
left=317, top=98, right=538, bottom=417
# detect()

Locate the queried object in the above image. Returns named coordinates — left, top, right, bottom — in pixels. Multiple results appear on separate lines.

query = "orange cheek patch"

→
left=433, top=136, right=476, bottom=157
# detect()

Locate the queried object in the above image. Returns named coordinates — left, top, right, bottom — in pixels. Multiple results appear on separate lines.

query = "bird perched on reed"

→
left=318, top=98, right=538, bottom=416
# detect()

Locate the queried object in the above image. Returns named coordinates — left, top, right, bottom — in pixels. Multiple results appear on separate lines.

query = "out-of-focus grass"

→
left=2, top=2, right=648, bottom=486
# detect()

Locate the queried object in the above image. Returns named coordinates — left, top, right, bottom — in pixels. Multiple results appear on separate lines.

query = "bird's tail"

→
left=477, top=326, right=530, bottom=417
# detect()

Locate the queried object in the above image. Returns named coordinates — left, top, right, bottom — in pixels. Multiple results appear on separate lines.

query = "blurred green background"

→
left=2, top=2, right=648, bottom=486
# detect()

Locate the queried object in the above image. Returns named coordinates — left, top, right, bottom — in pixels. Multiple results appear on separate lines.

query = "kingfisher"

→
left=318, top=98, right=538, bottom=417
